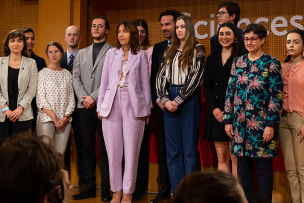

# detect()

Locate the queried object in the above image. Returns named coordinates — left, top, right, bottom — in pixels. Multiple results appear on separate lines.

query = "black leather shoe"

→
left=71, top=187, right=96, bottom=200
left=132, top=190, right=146, bottom=200
left=150, top=190, right=171, bottom=203
left=79, top=184, right=85, bottom=193
left=101, top=188, right=112, bottom=202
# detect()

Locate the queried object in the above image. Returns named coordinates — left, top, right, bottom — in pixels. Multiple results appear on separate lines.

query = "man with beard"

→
left=72, top=17, right=112, bottom=201
left=61, top=25, right=85, bottom=193
left=150, top=10, right=181, bottom=203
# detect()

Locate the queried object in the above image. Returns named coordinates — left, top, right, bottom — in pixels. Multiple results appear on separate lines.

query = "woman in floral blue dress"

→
left=223, top=23, right=283, bottom=202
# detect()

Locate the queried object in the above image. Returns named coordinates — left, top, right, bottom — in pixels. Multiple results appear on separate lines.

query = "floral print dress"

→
left=223, top=53, right=283, bottom=158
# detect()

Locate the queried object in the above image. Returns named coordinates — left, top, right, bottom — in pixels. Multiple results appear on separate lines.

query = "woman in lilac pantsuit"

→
left=97, top=21, right=151, bottom=203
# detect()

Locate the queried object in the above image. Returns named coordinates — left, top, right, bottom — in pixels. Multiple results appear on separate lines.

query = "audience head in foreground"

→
left=0, top=133, right=73, bottom=203
left=167, top=170, right=248, bottom=203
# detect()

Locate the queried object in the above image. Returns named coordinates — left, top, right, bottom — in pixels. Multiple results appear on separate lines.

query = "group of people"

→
left=1, top=1, right=304, bottom=203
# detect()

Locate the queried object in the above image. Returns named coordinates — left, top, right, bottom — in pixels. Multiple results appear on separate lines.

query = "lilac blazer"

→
left=97, top=47, right=152, bottom=118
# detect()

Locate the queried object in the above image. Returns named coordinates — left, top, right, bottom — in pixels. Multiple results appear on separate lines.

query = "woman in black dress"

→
left=203, top=22, right=245, bottom=178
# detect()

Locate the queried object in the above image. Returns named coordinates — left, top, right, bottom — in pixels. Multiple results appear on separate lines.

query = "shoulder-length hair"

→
left=165, top=15, right=197, bottom=72
left=284, top=29, right=304, bottom=63
left=2, top=29, right=27, bottom=57
left=116, top=21, right=139, bottom=55
left=213, top=22, right=246, bottom=68
left=134, top=19, right=150, bottom=50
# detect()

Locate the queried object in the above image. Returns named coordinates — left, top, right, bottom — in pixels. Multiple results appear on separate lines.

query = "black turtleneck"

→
left=93, top=41, right=106, bottom=65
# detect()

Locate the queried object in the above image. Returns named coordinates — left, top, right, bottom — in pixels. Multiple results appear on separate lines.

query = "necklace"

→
left=122, top=50, right=129, bottom=62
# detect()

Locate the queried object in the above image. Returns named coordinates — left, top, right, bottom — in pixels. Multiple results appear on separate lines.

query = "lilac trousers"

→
left=102, top=88, right=145, bottom=194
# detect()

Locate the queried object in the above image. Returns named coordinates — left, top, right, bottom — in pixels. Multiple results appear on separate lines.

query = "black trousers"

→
left=0, top=118, right=32, bottom=145
left=64, top=108, right=85, bottom=186
left=78, top=106, right=109, bottom=189
left=155, top=107, right=171, bottom=191
left=237, top=156, right=273, bottom=203
left=134, top=109, right=154, bottom=193
left=31, top=97, right=38, bottom=134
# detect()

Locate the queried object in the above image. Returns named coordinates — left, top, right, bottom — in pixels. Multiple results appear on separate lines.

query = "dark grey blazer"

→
left=72, top=42, right=113, bottom=108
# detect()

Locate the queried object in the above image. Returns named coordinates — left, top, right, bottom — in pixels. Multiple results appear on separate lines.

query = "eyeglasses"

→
left=243, top=37, right=259, bottom=43
left=48, top=50, right=61, bottom=55
left=92, top=24, right=105, bottom=29
left=219, top=32, right=233, bottom=38
left=216, top=11, right=228, bottom=16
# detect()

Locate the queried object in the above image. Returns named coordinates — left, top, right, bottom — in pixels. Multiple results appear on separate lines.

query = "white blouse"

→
left=36, top=68, right=75, bottom=123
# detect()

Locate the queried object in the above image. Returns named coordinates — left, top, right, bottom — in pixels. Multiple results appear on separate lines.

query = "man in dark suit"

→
left=72, top=17, right=112, bottom=202
left=20, top=27, right=47, bottom=134
left=61, top=25, right=85, bottom=193
left=150, top=10, right=181, bottom=203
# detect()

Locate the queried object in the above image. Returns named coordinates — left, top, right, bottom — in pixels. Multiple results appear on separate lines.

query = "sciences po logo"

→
left=183, top=12, right=304, bottom=39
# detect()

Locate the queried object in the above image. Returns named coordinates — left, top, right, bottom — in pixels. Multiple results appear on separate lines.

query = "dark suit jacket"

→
left=203, top=52, right=231, bottom=112
left=61, top=51, right=68, bottom=69
left=30, top=51, right=47, bottom=72
left=150, top=40, right=168, bottom=102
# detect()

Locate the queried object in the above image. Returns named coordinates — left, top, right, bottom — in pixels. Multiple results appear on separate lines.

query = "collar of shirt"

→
left=67, top=49, right=79, bottom=63
left=167, top=39, right=171, bottom=47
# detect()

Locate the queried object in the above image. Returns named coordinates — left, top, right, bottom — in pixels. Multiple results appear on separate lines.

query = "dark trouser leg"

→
left=31, top=97, right=38, bottom=134
left=237, top=156, right=253, bottom=203
left=79, top=108, right=97, bottom=189
left=134, top=109, right=154, bottom=192
left=156, top=107, right=171, bottom=191
left=92, top=107, right=110, bottom=189
left=180, top=94, right=201, bottom=177
left=164, top=107, right=183, bottom=194
left=72, top=108, right=85, bottom=186
left=256, top=158, right=273, bottom=201
left=64, top=137, right=71, bottom=169
left=11, top=119, right=32, bottom=135
left=0, top=119, right=9, bottom=146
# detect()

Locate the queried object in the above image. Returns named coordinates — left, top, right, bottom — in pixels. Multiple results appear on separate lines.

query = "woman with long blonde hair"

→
left=156, top=14, right=205, bottom=194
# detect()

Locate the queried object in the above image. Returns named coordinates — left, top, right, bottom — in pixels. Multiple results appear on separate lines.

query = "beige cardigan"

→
left=0, top=56, right=38, bottom=122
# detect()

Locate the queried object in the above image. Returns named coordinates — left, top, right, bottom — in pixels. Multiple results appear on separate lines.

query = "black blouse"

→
left=8, top=66, right=19, bottom=98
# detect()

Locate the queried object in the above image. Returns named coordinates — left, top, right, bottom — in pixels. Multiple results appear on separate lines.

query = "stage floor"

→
left=69, top=188, right=159, bottom=203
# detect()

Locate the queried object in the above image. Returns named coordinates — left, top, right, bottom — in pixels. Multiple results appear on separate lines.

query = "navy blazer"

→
left=30, top=51, right=47, bottom=72
left=150, top=40, right=168, bottom=101
left=61, top=52, right=68, bottom=69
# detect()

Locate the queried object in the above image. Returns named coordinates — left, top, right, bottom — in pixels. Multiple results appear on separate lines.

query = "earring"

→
left=235, top=39, right=237, bottom=43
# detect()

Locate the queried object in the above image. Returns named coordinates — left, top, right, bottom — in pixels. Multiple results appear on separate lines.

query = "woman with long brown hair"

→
left=156, top=14, right=205, bottom=193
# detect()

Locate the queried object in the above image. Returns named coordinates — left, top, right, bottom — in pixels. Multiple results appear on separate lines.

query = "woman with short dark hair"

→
left=0, top=29, right=38, bottom=145
left=97, top=21, right=151, bottom=203
left=36, top=41, right=75, bottom=154
left=223, top=23, right=283, bottom=202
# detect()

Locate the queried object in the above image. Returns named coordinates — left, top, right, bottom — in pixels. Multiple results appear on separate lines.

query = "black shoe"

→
left=101, top=188, right=112, bottom=202
left=132, top=190, right=146, bottom=200
left=79, top=184, right=85, bottom=193
left=72, top=187, right=96, bottom=200
left=150, top=190, right=171, bottom=203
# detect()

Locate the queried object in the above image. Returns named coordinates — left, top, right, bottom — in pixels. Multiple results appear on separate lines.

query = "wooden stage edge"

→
left=69, top=163, right=291, bottom=203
